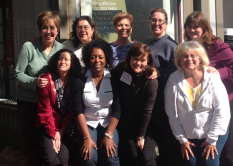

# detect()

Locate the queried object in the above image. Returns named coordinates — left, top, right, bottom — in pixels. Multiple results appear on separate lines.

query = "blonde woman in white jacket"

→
left=164, top=41, right=230, bottom=166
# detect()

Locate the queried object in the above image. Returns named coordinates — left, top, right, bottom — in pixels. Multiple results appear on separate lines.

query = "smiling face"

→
left=130, top=54, right=148, bottom=74
left=186, top=21, right=203, bottom=43
left=114, top=18, right=132, bottom=39
left=89, top=48, right=106, bottom=74
left=179, top=50, right=201, bottom=71
left=149, top=12, right=168, bottom=39
left=57, top=52, right=71, bottom=74
left=76, top=20, right=94, bottom=45
left=40, top=19, right=58, bottom=45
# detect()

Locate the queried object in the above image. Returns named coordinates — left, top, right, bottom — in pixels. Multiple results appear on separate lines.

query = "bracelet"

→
left=138, top=136, right=145, bottom=140
left=83, top=135, right=91, bottom=139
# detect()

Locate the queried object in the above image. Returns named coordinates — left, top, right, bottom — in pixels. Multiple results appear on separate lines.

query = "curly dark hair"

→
left=82, top=39, right=113, bottom=69
left=124, top=42, right=154, bottom=77
left=70, top=16, right=99, bottom=48
left=48, top=48, right=82, bottom=78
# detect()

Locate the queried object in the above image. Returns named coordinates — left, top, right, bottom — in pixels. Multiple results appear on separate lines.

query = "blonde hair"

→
left=37, top=11, right=61, bottom=31
left=174, top=41, right=209, bottom=70
left=112, top=12, right=134, bottom=27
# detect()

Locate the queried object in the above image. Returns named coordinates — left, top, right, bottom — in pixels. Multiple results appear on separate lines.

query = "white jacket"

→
left=164, top=69, right=230, bottom=145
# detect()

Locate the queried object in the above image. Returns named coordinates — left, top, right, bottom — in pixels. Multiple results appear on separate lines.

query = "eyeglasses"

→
left=181, top=54, right=197, bottom=60
left=149, top=19, right=167, bottom=24
left=76, top=26, right=91, bottom=31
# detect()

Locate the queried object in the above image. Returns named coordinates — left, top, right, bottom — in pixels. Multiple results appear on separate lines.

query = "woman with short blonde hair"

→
left=183, top=12, right=233, bottom=165
left=110, top=12, right=135, bottom=66
left=165, top=41, right=230, bottom=166
left=174, top=41, right=209, bottom=70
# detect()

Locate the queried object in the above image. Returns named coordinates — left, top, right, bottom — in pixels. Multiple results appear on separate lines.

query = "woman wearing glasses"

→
left=165, top=41, right=230, bottom=166
left=63, top=16, right=99, bottom=67
left=144, top=8, right=182, bottom=166
left=183, top=11, right=233, bottom=165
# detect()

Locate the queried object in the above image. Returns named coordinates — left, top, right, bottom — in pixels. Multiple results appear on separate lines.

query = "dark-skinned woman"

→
left=71, top=39, right=120, bottom=166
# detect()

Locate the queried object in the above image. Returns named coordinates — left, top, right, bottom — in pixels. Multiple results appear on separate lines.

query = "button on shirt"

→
left=83, top=69, right=113, bottom=128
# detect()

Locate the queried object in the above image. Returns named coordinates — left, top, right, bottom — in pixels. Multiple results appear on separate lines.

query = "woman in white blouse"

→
left=164, top=41, right=230, bottom=166
left=72, top=39, right=120, bottom=166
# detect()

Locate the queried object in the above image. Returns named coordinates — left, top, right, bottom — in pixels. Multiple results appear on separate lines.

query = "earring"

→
left=106, top=64, right=109, bottom=70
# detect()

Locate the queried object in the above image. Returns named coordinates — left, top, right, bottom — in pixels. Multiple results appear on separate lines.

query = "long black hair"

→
left=48, top=48, right=82, bottom=78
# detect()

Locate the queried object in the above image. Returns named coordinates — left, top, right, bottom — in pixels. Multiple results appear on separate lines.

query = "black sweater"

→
left=111, top=62, right=158, bottom=137
left=144, top=34, right=177, bottom=126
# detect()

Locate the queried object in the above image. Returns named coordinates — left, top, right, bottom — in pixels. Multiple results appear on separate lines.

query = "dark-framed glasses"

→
left=76, top=26, right=91, bottom=31
left=149, top=19, right=167, bottom=24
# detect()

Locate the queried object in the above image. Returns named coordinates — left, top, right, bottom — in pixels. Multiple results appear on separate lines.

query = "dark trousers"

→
left=37, top=128, right=77, bottom=166
left=118, top=126, right=156, bottom=166
left=77, top=125, right=120, bottom=166
left=183, top=128, right=229, bottom=166
left=220, top=99, right=233, bottom=166
left=17, top=99, right=43, bottom=166
left=151, top=120, right=183, bottom=166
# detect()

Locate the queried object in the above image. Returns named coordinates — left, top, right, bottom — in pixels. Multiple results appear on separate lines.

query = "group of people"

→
left=15, top=7, right=233, bottom=166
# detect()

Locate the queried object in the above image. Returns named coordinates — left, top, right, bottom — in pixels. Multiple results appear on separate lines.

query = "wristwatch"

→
left=105, top=132, right=113, bottom=139
left=138, top=136, right=145, bottom=140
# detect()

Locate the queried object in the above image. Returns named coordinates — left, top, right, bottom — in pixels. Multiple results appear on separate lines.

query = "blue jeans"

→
left=77, top=125, right=120, bottom=166
left=220, top=99, right=233, bottom=166
left=183, top=128, right=229, bottom=166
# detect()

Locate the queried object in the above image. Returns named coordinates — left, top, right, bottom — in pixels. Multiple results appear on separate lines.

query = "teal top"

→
left=15, top=37, right=65, bottom=103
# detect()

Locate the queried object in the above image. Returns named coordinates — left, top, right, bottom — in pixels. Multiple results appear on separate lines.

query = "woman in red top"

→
left=35, top=49, right=82, bottom=166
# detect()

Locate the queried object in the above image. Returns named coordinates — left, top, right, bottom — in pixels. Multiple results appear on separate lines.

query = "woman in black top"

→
left=111, top=42, right=158, bottom=166
left=71, top=39, right=120, bottom=166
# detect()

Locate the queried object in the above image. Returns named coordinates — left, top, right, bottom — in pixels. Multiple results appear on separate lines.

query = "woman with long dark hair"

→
left=35, top=49, right=82, bottom=166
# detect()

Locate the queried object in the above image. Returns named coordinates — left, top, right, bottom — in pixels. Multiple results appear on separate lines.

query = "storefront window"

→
left=88, top=0, right=179, bottom=43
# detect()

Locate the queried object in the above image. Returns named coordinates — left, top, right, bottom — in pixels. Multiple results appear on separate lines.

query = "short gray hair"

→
left=174, top=41, right=209, bottom=70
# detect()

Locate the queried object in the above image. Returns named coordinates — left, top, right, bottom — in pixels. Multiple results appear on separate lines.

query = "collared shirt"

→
left=83, top=69, right=113, bottom=128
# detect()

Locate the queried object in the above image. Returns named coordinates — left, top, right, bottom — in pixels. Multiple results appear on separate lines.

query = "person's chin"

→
left=133, top=69, right=142, bottom=74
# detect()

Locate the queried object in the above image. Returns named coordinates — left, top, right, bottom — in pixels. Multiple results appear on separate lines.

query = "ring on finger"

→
left=85, top=151, right=88, bottom=153
left=112, top=146, right=115, bottom=149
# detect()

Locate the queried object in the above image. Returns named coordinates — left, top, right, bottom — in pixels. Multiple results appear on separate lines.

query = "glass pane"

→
left=6, top=8, right=8, bottom=22
left=91, top=0, right=178, bottom=42
left=0, top=44, right=3, bottom=61
left=0, top=8, right=2, bottom=24
left=126, top=0, right=163, bottom=42
left=0, top=26, right=3, bottom=42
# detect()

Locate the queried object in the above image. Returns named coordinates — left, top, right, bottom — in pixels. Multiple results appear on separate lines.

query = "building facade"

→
left=0, top=0, right=228, bottom=101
